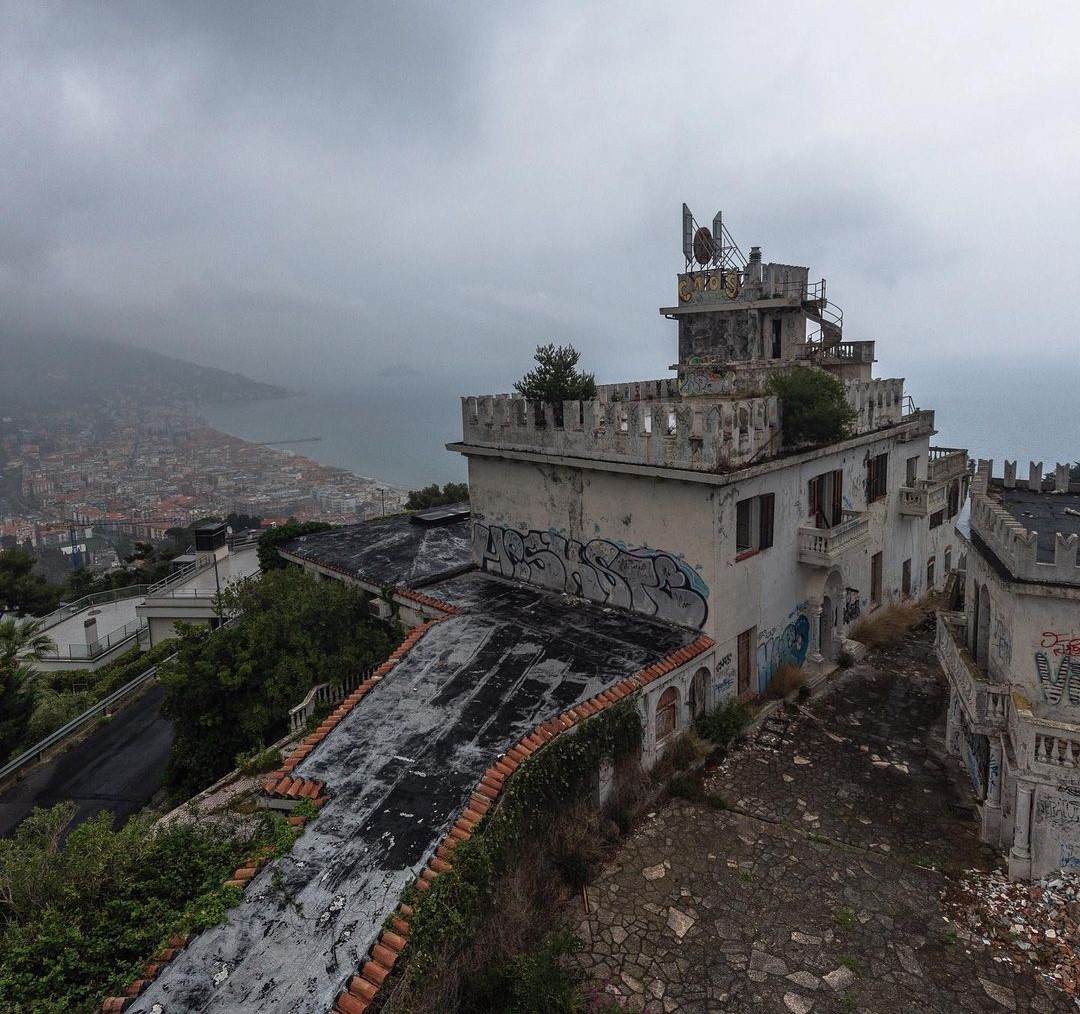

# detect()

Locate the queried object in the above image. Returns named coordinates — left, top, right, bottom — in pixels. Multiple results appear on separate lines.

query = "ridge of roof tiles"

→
left=329, top=633, right=715, bottom=1014
left=98, top=612, right=456, bottom=1014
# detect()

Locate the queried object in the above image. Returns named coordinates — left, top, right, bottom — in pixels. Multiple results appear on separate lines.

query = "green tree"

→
left=767, top=368, right=857, bottom=447
left=158, top=568, right=395, bottom=799
left=0, top=619, right=54, bottom=759
left=0, top=549, right=61, bottom=616
left=514, top=343, right=597, bottom=425
left=256, top=520, right=335, bottom=571
left=405, top=482, right=469, bottom=511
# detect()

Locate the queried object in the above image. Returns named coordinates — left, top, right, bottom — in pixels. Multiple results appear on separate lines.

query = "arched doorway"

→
left=820, top=569, right=844, bottom=662
left=655, top=686, right=679, bottom=745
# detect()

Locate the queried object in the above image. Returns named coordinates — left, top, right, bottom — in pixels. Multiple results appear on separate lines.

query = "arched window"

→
left=656, top=687, right=679, bottom=742
left=944, top=546, right=953, bottom=573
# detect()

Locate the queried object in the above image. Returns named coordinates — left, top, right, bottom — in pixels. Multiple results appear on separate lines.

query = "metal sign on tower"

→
left=681, top=203, right=746, bottom=275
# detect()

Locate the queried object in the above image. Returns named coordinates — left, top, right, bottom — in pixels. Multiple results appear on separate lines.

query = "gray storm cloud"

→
left=1, top=0, right=1078, bottom=396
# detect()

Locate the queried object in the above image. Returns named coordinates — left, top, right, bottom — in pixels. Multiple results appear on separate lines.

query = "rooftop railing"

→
left=35, top=585, right=149, bottom=632
left=40, top=618, right=148, bottom=661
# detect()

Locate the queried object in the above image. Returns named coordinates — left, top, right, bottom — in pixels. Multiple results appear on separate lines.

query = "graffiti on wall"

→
left=1035, top=795, right=1080, bottom=830
left=992, top=616, right=1012, bottom=665
left=986, top=747, right=1001, bottom=803
left=1062, top=843, right=1080, bottom=872
left=843, top=587, right=861, bottom=624
left=712, top=651, right=734, bottom=700
left=1034, top=652, right=1080, bottom=706
left=473, top=523, right=709, bottom=628
left=1041, top=632, right=1080, bottom=656
left=756, top=614, right=810, bottom=694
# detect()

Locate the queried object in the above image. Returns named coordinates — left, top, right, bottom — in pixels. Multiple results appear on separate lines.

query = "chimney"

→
left=747, top=246, right=763, bottom=286
left=84, top=610, right=99, bottom=648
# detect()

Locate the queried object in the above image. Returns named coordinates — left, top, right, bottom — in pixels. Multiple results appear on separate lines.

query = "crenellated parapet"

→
left=460, top=391, right=781, bottom=472
left=970, top=459, right=1080, bottom=585
left=845, top=377, right=907, bottom=434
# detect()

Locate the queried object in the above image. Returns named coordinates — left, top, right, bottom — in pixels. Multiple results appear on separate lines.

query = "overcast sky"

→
left=2, top=1, right=1078, bottom=401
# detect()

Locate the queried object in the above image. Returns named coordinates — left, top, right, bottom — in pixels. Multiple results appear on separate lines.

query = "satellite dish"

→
left=693, top=227, right=715, bottom=266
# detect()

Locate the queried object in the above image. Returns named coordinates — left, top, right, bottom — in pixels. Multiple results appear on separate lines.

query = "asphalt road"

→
left=0, top=684, right=173, bottom=837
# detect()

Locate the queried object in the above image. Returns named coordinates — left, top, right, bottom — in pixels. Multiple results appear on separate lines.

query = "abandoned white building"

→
left=938, top=460, right=1080, bottom=879
left=122, top=207, right=980, bottom=1014
left=451, top=205, right=966, bottom=710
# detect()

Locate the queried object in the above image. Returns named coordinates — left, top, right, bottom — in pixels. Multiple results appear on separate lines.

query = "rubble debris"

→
left=945, top=867, right=1080, bottom=1003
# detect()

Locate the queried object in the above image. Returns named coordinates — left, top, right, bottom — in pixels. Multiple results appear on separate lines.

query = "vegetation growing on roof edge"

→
left=385, top=702, right=642, bottom=1012
left=0, top=801, right=310, bottom=1013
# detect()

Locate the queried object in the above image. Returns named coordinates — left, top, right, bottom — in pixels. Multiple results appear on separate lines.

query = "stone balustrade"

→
left=821, top=341, right=875, bottom=364
left=928, top=447, right=969, bottom=483
left=936, top=611, right=1009, bottom=732
left=1008, top=691, right=1080, bottom=783
left=797, top=510, right=870, bottom=566
left=898, top=480, right=947, bottom=518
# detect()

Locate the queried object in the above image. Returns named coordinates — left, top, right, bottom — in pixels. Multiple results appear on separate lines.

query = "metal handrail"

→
left=41, top=618, right=148, bottom=660
left=35, top=585, right=150, bottom=631
left=0, top=655, right=175, bottom=783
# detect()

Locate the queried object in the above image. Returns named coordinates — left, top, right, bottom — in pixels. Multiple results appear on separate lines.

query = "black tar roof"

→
left=280, top=504, right=473, bottom=588
left=129, top=571, right=699, bottom=1013
left=1000, top=489, right=1080, bottom=562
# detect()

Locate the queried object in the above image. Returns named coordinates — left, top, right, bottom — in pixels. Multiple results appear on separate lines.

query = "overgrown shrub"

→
left=837, top=648, right=855, bottom=669
left=463, top=928, right=585, bottom=1014
left=237, top=744, right=284, bottom=776
left=653, top=730, right=710, bottom=781
left=0, top=802, right=299, bottom=1012
left=767, top=368, right=857, bottom=447
left=849, top=601, right=926, bottom=648
left=695, top=699, right=750, bottom=747
left=765, top=663, right=805, bottom=700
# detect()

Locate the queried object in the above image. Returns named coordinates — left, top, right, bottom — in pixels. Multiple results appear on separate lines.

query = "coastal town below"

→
left=0, top=396, right=408, bottom=565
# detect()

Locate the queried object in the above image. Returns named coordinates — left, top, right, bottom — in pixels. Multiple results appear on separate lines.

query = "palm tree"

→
left=0, top=618, right=55, bottom=669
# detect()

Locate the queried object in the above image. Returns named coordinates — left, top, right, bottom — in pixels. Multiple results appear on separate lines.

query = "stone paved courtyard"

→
left=571, top=625, right=1075, bottom=1013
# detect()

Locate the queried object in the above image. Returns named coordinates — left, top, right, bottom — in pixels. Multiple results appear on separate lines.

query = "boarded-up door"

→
left=737, top=628, right=754, bottom=696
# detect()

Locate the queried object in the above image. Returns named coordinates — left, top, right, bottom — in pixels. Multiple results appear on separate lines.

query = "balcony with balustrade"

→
left=1008, top=692, right=1080, bottom=785
left=797, top=510, right=870, bottom=567
left=898, top=479, right=947, bottom=518
left=936, top=610, right=1009, bottom=733
left=928, top=447, right=969, bottom=483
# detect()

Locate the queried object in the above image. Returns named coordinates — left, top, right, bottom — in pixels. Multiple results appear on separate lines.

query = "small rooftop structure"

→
left=279, top=508, right=473, bottom=591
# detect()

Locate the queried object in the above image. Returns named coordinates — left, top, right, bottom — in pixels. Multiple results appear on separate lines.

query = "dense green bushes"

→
left=0, top=802, right=297, bottom=1013
left=159, top=568, right=395, bottom=799
left=767, top=368, right=857, bottom=447
left=694, top=698, right=750, bottom=747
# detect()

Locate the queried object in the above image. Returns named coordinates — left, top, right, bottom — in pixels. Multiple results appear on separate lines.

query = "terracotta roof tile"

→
left=381, top=930, right=407, bottom=952
left=392, top=916, right=410, bottom=935
left=371, top=943, right=398, bottom=970
left=347, top=975, right=379, bottom=1001
left=334, top=989, right=370, bottom=1014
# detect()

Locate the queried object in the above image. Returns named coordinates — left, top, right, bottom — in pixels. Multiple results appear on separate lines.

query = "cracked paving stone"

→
left=567, top=630, right=1075, bottom=1014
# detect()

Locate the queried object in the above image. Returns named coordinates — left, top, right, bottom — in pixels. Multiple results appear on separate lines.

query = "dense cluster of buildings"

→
left=0, top=403, right=404, bottom=554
